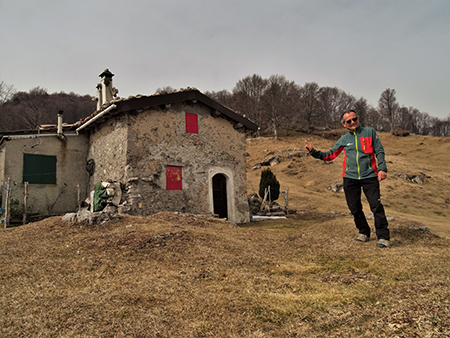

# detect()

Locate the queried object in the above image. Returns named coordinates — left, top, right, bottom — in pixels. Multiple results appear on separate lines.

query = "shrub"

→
left=259, top=168, right=280, bottom=201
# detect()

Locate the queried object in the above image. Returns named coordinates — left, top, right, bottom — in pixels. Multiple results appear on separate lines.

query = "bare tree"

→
left=364, top=107, right=383, bottom=130
left=0, top=82, right=16, bottom=131
left=426, top=115, right=450, bottom=137
left=205, top=89, right=236, bottom=110
left=1, top=88, right=95, bottom=132
left=416, top=112, right=434, bottom=135
left=405, top=107, right=421, bottom=134
left=441, top=115, right=450, bottom=136
left=316, top=87, right=356, bottom=129
left=232, top=74, right=268, bottom=128
left=0, top=81, right=16, bottom=104
left=279, top=84, right=302, bottom=135
left=353, top=98, right=370, bottom=126
left=396, top=106, right=415, bottom=131
left=317, top=86, right=340, bottom=128
left=338, top=92, right=356, bottom=118
left=299, top=82, right=321, bottom=133
left=13, top=87, right=49, bottom=129
left=378, top=88, right=399, bottom=133
left=260, top=75, right=298, bottom=140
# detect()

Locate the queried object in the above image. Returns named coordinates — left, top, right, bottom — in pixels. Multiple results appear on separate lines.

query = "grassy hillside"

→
left=246, top=131, right=450, bottom=237
left=1, top=131, right=449, bottom=337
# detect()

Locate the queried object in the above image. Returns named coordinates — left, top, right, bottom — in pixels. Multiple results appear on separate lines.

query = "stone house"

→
left=0, top=70, right=258, bottom=224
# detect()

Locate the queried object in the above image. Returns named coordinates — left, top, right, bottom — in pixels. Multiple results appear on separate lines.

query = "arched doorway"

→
left=212, top=174, right=228, bottom=219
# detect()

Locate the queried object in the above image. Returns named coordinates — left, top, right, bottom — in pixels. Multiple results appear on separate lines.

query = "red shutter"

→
left=166, top=166, right=182, bottom=190
left=185, top=113, right=198, bottom=134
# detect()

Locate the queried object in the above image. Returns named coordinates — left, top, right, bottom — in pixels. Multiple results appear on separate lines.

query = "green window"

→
left=23, top=153, right=57, bottom=184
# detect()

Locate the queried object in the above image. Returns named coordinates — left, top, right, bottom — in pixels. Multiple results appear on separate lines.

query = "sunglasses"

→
left=345, top=117, right=358, bottom=124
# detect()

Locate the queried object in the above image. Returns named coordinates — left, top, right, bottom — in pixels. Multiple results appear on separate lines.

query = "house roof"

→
left=0, top=124, right=78, bottom=140
left=78, top=88, right=259, bottom=132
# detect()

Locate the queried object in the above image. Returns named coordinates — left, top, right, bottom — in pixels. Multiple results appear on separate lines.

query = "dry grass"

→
left=1, top=131, right=450, bottom=337
left=246, top=131, right=450, bottom=237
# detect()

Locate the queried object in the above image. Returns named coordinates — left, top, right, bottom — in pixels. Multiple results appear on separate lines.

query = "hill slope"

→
left=1, top=131, right=449, bottom=337
left=246, top=131, right=450, bottom=237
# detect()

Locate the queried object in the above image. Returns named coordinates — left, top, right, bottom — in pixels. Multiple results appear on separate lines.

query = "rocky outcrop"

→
left=395, top=172, right=426, bottom=184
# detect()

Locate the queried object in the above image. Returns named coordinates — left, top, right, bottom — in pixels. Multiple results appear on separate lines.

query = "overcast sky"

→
left=1, top=0, right=449, bottom=119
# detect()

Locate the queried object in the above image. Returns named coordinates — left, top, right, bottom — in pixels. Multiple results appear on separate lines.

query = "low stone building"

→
left=0, top=119, right=89, bottom=222
left=0, top=70, right=258, bottom=224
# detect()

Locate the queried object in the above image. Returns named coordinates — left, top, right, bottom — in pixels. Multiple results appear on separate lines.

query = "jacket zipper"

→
left=353, top=131, right=361, bottom=179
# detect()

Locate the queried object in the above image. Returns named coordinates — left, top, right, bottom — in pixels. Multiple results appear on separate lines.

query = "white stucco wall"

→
left=0, top=133, right=89, bottom=219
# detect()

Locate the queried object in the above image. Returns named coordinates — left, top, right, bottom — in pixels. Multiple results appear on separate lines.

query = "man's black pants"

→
left=343, top=177, right=390, bottom=240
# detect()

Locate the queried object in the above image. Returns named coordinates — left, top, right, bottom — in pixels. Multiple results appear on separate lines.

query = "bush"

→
left=259, top=168, right=280, bottom=201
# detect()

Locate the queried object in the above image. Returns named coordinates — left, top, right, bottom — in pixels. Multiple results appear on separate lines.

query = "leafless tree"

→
left=396, top=106, right=415, bottom=131
left=261, top=75, right=298, bottom=140
left=378, top=88, right=399, bottom=133
left=0, top=88, right=95, bottom=132
left=13, top=87, right=50, bottom=129
left=205, top=89, right=236, bottom=110
left=425, top=115, right=450, bottom=137
left=317, top=86, right=340, bottom=128
left=339, top=92, right=356, bottom=117
left=416, top=112, right=434, bottom=135
left=406, top=107, right=422, bottom=134
left=0, top=81, right=16, bottom=104
left=364, top=107, right=382, bottom=130
left=299, top=82, right=321, bottom=133
left=232, top=74, right=268, bottom=128
left=353, top=98, right=370, bottom=127
left=441, top=115, right=450, bottom=136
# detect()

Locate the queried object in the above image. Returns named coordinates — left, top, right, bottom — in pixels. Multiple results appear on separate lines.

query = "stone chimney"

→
left=57, top=110, right=66, bottom=141
left=96, top=69, right=118, bottom=110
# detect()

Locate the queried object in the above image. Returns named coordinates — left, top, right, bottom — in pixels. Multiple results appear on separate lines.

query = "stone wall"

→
left=87, top=114, right=128, bottom=187
left=114, top=101, right=250, bottom=223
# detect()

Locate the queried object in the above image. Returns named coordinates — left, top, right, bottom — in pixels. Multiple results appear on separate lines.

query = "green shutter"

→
left=23, top=154, right=57, bottom=184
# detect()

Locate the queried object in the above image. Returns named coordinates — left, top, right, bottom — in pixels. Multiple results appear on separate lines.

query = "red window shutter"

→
left=166, top=166, right=182, bottom=190
left=185, top=113, right=198, bottom=134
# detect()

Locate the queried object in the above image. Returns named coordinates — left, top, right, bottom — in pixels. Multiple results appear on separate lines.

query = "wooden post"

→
left=23, top=182, right=29, bottom=225
left=260, top=187, right=268, bottom=211
left=4, top=177, right=11, bottom=228
left=77, top=184, right=81, bottom=212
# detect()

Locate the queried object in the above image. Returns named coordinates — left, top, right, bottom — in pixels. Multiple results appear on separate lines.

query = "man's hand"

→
left=305, top=140, right=313, bottom=152
left=378, top=171, right=387, bottom=181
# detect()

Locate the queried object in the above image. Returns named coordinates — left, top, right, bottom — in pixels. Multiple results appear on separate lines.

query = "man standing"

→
left=304, top=110, right=390, bottom=248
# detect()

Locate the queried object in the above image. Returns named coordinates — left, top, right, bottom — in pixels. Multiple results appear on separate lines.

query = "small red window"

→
left=185, top=113, right=198, bottom=134
left=166, top=166, right=182, bottom=190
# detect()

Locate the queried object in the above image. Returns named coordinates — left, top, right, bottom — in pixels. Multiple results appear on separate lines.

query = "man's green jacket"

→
left=309, top=126, right=387, bottom=180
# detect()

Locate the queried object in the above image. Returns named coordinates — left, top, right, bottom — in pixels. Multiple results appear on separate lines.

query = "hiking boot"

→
left=376, top=239, right=391, bottom=248
left=355, top=234, right=369, bottom=242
